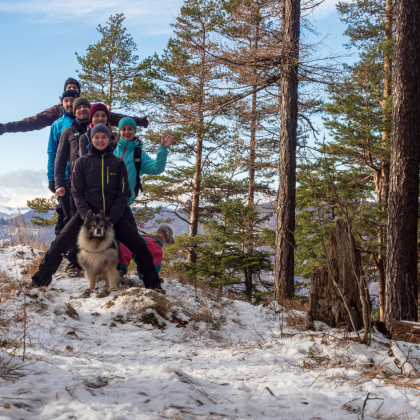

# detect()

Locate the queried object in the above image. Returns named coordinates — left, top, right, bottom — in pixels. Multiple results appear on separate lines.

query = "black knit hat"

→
left=61, top=89, right=79, bottom=100
left=73, top=97, right=91, bottom=114
left=91, top=123, right=111, bottom=140
left=64, top=77, right=81, bottom=93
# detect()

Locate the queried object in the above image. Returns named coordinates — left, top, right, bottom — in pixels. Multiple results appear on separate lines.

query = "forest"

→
left=1, top=0, right=420, bottom=418
left=31, top=0, right=418, bottom=336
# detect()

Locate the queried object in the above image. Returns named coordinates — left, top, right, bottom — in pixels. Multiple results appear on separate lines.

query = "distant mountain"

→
left=0, top=205, right=30, bottom=220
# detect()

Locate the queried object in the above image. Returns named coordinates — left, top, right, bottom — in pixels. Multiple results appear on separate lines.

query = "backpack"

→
left=133, top=146, right=143, bottom=197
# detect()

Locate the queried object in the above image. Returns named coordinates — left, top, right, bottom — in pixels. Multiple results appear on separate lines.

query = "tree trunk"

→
left=378, top=0, right=394, bottom=321
left=308, top=219, right=365, bottom=332
left=274, top=0, right=300, bottom=301
left=244, top=266, right=253, bottom=301
left=385, top=0, right=420, bottom=327
left=187, top=29, right=206, bottom=263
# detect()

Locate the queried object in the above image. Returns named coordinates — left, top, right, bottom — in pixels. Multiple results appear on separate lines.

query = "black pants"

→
left=54, top=187, right=80, bottom=269
left=123, top=206, right=137, bottom=229
left=66, top=182, right=81, bottom=269
left=32, top=212, right=159, bottom=288
left=55, top=192, right=70, bottom=235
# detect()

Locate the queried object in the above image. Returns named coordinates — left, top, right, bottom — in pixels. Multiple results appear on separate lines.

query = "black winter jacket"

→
left=71, top=147, right=129, bottom=225
left=55, top=120, right=88, bottom=187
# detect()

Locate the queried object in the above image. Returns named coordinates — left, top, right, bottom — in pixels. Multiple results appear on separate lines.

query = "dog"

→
left=150, top=223, right=175, bottom=247
left=77, top=210, right=120, bottom=292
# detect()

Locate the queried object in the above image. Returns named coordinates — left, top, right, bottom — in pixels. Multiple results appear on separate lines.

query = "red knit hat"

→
left=89, top=103, right=110, bottom=123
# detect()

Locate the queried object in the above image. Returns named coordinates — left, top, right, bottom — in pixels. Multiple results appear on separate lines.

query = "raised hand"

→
left=161, top=134, right=176, bottom=148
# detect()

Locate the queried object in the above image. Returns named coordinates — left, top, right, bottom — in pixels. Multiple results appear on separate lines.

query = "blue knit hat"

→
left=118, top=117, right=137, bottom=133
left=91, top=123, right=111, bottom=140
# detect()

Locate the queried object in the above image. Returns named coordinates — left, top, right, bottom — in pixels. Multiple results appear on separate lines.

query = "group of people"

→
left=0, top=77, right=175, bottom=291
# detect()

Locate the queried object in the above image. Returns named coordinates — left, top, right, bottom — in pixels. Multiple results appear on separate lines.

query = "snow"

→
left=0, top=244, right=419, bottom=419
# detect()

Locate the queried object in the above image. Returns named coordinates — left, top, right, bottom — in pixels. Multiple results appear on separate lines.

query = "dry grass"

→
left=8, top=212, right=50, bottom=251
left=190, top=300, right=226, bottom=330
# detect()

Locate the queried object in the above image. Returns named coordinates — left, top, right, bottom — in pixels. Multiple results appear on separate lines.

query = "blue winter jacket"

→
left=113, top=138, right=168, bottom=205
left=47, top=110, right=74, bottom=181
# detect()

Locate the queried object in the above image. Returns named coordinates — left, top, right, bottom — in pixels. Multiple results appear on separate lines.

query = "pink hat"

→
left=89, top=103, right=110, bottom=123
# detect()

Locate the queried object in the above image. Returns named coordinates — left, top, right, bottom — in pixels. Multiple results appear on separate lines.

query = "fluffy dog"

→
left=77, top=210, right=119, bottom=292
left=151, top=223, right=175, bottom=246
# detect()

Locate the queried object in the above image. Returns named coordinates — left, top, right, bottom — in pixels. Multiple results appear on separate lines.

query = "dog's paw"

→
left=80, top=289, right=92, bottom=299
left=96, top=288, right=111, bottom=298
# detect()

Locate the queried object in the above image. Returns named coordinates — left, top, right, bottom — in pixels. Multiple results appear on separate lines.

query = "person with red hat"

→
left=78, top=103, right=113, bottom=157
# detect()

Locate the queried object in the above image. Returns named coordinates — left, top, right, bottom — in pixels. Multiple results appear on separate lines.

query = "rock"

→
left=84, top=376, right=109, bottom=389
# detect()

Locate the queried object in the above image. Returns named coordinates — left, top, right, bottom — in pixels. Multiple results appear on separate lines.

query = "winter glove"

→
left=0, top=124, right=6, bottom=135
left=48, top=180, right=56, bottom=193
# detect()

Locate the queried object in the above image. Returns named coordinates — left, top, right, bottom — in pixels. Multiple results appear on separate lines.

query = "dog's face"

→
left=156, top=223, right=175, bottom=245
left=84, top=210, right=110, bottom=239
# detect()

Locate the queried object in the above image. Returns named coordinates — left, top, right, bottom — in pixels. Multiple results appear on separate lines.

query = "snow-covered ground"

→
left=0, top=245, right=419, bottom=420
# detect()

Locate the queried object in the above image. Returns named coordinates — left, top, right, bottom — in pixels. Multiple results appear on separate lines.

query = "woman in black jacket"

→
left=31, top=123, right=161, bottom=290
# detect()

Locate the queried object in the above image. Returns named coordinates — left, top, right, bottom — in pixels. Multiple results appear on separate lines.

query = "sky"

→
left=0, top=0, right=350, bottom=208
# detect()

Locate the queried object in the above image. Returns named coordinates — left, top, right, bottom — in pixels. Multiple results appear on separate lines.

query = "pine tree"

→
left=76, top=13, right=139, bottom=111
left=274, top=0, right=301, bottom=301
left=385, top=0, right=420, bottom=326
left=26, top=196, right=57, bottom=227
left=129, top=0, right=230, bottom=263
left=337, top=0, right=394, bottom=319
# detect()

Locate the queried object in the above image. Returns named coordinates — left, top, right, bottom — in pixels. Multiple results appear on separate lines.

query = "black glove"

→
left=48, top=180, right=56, bottom=193
left=0, top=124, right=6, bottom=135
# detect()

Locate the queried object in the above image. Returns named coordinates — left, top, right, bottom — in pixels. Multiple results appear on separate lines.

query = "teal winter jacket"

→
left=47, top=110, right=74, bottom=181
left=113, top=138, right=168, bottom=205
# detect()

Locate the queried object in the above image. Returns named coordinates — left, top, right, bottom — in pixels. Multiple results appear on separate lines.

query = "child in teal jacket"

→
left=113, top=117, right=175, bottom=274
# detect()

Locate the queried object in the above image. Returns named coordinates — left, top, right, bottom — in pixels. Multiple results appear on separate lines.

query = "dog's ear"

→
left=99, top=210, right=105, bottom=216
left=86, top=210, right=93, bottom=220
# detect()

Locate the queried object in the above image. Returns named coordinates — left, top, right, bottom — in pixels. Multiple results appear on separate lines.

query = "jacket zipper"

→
left=107, top=166, right=109, bottom=184
left=101, top=155, right=106, bottom=212
left=122, top=177, right=125, bottom=193
left=121, top=143, right=128, bottom=159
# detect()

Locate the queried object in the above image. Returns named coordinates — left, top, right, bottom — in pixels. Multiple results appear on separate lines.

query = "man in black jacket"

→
left=32, top=123, right=161, bottom=290
left=54, top=97, right=91, bottom=276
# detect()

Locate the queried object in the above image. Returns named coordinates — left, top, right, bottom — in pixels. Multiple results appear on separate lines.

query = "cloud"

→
left=0, top=170, right=52, bottom=208
left=0, top=0, right=184, bottom=32
left=304, top=0, right=340, bottom=20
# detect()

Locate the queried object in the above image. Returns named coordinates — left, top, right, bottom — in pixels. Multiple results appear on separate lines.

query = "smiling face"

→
left=62, top=97, right=75, bottom=113
left=75, top=105, right=90, bottom=121
left=120, top=125, right=136, bottom=141
left=92, top=132, right=109, bottom=150
left=91, top=110, right=108, bottom=126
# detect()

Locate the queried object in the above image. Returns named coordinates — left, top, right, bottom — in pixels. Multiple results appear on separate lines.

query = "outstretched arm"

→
left=1, top=104, right=61, bottom=134
left=140, top=134, right=175, bottom=176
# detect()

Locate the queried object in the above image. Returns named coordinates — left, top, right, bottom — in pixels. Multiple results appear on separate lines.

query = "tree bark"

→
left=188, top=28, right=206, bottom=264
left=274, top=0, right=300, bottom=301
left=385, top=0, right=420, bottom=327
left=378, top=0, right=394, bottom=321
left=308, top=219, right=365, bottom=332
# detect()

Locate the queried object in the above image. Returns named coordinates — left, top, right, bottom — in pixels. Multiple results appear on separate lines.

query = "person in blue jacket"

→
left=47, top=89, right=79, bottom=234
left=113, top=117, right=175, bottom=273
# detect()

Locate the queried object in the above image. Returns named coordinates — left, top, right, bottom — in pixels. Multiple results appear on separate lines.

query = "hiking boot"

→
left=31, top=271, right=52, bottom=287
left=68, top=267, right=82, bottom=278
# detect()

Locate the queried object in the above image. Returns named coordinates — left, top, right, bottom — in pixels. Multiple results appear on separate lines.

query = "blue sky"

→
left=0, top=0, right=350, bottom=208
